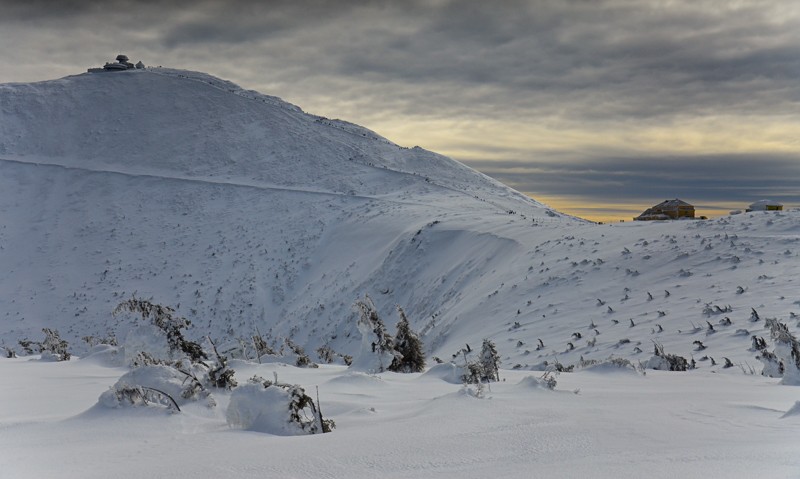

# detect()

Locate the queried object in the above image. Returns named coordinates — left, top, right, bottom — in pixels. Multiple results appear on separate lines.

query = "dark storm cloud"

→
left=6, top=0, right=797, bottom=122
left=465, top=154, right=800, bottom=205
left=1, top=0, right=798, bottom=217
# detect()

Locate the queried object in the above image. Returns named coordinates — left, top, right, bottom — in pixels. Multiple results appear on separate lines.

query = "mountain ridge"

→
left=1, top=67, right=798, bottom=373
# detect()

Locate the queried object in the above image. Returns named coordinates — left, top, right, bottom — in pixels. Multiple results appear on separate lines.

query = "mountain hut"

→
left=634, top=199, right=695, bottom=221
left=746, top=200, right=783, bottom=212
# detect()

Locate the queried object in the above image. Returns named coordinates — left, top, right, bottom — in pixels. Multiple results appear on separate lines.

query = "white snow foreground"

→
left=1, top=355, right=799, bottom=478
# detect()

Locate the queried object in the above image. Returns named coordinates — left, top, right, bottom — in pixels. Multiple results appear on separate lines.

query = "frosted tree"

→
left=389, top=306, right=426, bottom=373
left=349, top=294, right=399, bottom=372
left=761, top=318, right=800, bottom=385
left=41, top=328, right=71, bottom=361
left=114, top=297, right=207, bottom=363
left=479, top=338, right=500, bottom=382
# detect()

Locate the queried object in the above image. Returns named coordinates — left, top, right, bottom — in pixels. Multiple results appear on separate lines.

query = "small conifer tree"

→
left=389, top=306, right=426, bottom=373
left=352, top=294, right=399, bottom=372
left=479, top=338, right=500, bottom=382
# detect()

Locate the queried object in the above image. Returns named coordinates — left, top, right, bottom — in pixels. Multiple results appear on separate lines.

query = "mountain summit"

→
left=0, top=66, right=564, bottom=357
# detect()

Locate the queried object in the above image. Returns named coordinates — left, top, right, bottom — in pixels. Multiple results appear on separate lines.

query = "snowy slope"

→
left=2, top=67, right=799, bottom=374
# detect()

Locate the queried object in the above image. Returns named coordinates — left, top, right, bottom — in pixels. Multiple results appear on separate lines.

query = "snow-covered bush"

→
left=226, top=376, right=334, bottom=435
left=349, top=295, right=399, bottom=373
left=99, top=363, right=215, bottom=409
left=284, top=338, right=318, bottom=368
left=206, top=337, right=237, bottom=390
left=389, top=306, right=426, bottom=373
left=101, top=384, right=181, bottom=412
left=18, top=328, right=71, bottom=361
left=316, top=345, right=352, bottom=366
left=759, top=318, right=800, bottom=385
left=646, top=343, right=689, bottom=371
left=115, top=297, right=206, bottom=365
left=578, top=356, right=639, bottom=374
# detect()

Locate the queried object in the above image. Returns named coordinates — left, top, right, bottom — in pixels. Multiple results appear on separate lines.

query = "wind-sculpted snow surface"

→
left=1, top=357, right=799, bottom=478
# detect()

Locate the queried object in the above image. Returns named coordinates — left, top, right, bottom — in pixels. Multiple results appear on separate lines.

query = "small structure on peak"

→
left=634, top=199, right=695, bottom=221
left=746, top=200, right=783, bottom=212
left=87, top=54, right=144, bottom=73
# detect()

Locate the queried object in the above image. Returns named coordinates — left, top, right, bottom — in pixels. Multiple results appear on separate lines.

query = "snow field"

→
left=0, top=356, right=798, bottom=478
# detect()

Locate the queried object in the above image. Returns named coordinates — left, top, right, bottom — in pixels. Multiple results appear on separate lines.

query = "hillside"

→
left=1, top=66, right=799, bottom=374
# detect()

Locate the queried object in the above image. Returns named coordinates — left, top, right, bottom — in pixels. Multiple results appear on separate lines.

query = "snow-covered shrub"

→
left=515, top=372, right=557, bottom=390
left=206, top=337, right=237, bottom=390
left=389, top=306, right=426, bottom=373
left=578, top=356, right=639, bottom=374
left=646, top=343, right=689, bottom=371
left=100, top=384, right=181, bottom=412
left=226, top=376, right=334, bottom=435
left=316, top=345, right=352, bottom=366
left=99, top=363, right=215, bottom=409
left=284, top=338, right=318, bottom=368
left=760, top=318, right=800, bottom=385
left=349, top=295, right=399, bottom=373
left=757, top=350, right=783, bottom=378
left=115, top=297, right=206, bottom=365
left=252, top=334, right=275, bottom=359
left=460, top=361, right=485, bottom=385
left=20, top=328, right=71, bottom=361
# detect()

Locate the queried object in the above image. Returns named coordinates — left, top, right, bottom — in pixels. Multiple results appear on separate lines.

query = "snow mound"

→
left=326, top=371, right=385, bottom=387
left=421, top=362, right=465, bottom=384
left=80, top=344, right=124, bottom=367
left=578, top=357, right=640, bottom=375
left=781, top=401, right=800, bottom=419
left=513, top=375, right=557, bottom=391
left=226, top=382, right=331, bottom=435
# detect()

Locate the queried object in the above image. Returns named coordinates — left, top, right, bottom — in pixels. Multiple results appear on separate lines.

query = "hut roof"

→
left=749, top=199, right=783, bottom=209
left=654, top=199, right=693, bottom=209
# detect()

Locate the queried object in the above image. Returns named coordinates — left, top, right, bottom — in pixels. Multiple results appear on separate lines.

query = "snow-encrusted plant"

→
left=578, top=355, right=642, bottom=374
left=105, top=384, right=181, bottom=412
left=206, top=337, right=237, bottom=390
left=478, top=339, right=500, bottom=382
left=646, top=342, right=689, bottom=371
left=389, top=306, right=426, bottom=373
left=459, top=338, right=502, bottom=384
left=226, top=375, right=334, bottom=435
left=350, top=294, right=399, bottom=373
left=114, top=297, right=207, bottom=363
left=17, top=328, right=71, bottom=361
left=284, top=338, right=318, bottom=368
left=100, top=361, right=216, bottom=410
left=757, top=318, right=800, bottom=385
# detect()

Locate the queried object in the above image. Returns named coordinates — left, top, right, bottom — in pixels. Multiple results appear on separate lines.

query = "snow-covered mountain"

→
left=1, top=66, right=798, bottom=371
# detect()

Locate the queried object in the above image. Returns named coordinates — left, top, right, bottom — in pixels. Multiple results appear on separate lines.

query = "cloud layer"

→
left=2, top=0, right=798, bottom=218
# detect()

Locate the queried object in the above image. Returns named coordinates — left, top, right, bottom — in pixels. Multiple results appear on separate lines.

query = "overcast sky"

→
left=2, top=0, right=798, bottom=220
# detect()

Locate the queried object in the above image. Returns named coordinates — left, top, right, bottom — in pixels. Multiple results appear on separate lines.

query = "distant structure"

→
left=634, top=199, right=695, bottom=221
left=88, top=54, right=144, bottom=73
left=746, top=200, right=783, bottom=212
